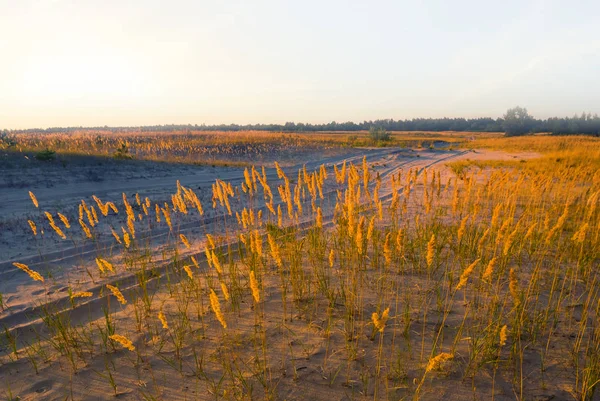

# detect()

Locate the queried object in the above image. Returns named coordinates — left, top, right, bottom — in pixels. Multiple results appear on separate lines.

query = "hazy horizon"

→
left=2, top=0, right=599, bottom=129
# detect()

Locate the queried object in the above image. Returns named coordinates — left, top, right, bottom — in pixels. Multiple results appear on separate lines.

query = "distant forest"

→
left=5, top=110, right=600, bottom=136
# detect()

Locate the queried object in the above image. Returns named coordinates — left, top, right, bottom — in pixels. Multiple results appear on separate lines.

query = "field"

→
left=0, top=131, right=599, bottom=400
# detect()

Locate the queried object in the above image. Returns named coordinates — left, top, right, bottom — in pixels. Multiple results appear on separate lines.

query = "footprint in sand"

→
left=29, top=378, right=54, bottom=395
left=44, top=285, right=69, bottom=296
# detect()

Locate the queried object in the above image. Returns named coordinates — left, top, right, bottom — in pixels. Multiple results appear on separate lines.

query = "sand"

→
left=0, top=146, right=546, bottom=400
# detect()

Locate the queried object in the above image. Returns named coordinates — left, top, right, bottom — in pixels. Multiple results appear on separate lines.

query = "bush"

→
left=35, top=148, right=56, bottom=161
left=369, top=127, right=391, bottom=142
left=113, top=143, right=133, bottom=160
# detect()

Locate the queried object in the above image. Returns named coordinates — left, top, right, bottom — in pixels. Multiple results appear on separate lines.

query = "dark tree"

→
left=503, top=106, right=535, bottom=137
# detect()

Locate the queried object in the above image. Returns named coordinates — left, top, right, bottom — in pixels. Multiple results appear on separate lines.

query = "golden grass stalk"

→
left=367, top=216, right=375, bottom=243
left=206, top=234, right=216, bottom=249
left=155, top=204, right=161, bottom=222
left=158, top=310, right=169, bottom=329
left=109, top=334, right=135, bottom=351
left=211, top=251, right=223, bottom=274
left=356, top=215, right=365, bottom=254
left=383, top=233, right=392, bottom=265
left=13, top=262, right=44, bottom=282
left=490, top=204, right=502, bottom=229
left=425, top=352, right=454, bottom=373
left=29, top=191, right=39, bottom=208
left=267, top=233, right=283, bottom=268
left=162, top=206, right=172, bottom=231
left=111, top=227, right=122, bottom=244
left=91, top=206, right=99, bottom=224
left=28, top=220, right=37, bottom=236
left=426, top=234, right=436, bottom=267
left=123, top=194, right=135, bottom=222
left=180, top=234, right=191, bottom=249
left=107, top=201, right=118, bottom=214
left=457, top=216, right=468, bottom=242
left=79, top=219, right=92, bottom=239
left=372, top=308, right=390, bottom=332
left=127, top=217, right=135, bottom=239
left=45, top=212, right=66, bottom=240
left=253, top=230, right=263, bottom=257
left=477, top=227, right=490, bottom=252
left=123, top=231, right=131, bottom=248
left=482, top=257, right=497, bottom=282
left=455, top=258, right=481, bottom=290
left=183, top=265, right=193, bottom=279
left=249, top=270, right=260, bottom=303
left=220, top=282, right=230, bottom=301
left=503, top=226, right=519, bottom=256
left=316, top=207, right=323, bottom=228
left=95, top=258, right=114, bottom=273
left=57, top=213, right=70, bottom=228
left=83, top=201, right=95, bottom=227
left=205, top=248, right=214, bottom=269
left=92, top=195, right=108, bottom=216
left=210, top=289, right=227, bottom=329
left=106, top=284, right=127, bottom=305
left=499, top=325, right=508, bottom=347
left=572, top=222, right=589, bottom=243
left=524, top=222, right=537, bottom=241
left=545, top=204, right=569, bottom=244
left=396, top=229, right=404, bottom=249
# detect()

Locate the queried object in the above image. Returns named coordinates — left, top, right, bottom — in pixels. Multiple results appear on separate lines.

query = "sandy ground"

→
left=0, top=146, right=546, bottom=400
left=1, top=146, right=518, bottom=263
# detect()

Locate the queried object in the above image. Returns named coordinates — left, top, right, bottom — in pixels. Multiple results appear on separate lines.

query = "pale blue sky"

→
left=1, top=0, right=599, bottom=128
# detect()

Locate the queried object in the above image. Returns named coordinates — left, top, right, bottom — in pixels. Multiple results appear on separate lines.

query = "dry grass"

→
left=0, top=136, right=599, bottom=400
left=1, top=130, right=497, bottom=167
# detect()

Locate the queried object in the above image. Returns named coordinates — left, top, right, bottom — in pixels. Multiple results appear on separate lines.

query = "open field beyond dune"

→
left=0, top=133, right=599, bottom=401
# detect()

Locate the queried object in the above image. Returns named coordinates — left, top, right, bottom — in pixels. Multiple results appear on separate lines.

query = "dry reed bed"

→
left=1, top=129, right=485, bottom=167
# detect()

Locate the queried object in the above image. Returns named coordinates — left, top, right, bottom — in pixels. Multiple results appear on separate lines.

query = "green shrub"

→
left=368, top=127, right=391, bottom=142
left=35, top=148, right=56, bottom=161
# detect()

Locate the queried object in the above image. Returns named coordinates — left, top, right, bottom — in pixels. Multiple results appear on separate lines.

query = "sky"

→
left=1, top=0, right=599, bottom=129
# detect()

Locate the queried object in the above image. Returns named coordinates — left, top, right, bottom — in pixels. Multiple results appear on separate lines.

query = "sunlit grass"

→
left=1, top=136, right=599, bottom=400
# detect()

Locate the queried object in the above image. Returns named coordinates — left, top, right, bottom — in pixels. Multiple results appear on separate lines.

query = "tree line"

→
left=3, top=108, right=599, bottom=136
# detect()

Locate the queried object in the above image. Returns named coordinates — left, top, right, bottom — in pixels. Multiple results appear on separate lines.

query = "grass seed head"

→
left=13, top=262, right=44, bottom=282
left=158, top=311, right=169, bottom=329
left=106, top=284, right=127, bottom=304
left=29, top=191, right=39, bottom=208
left=249, top=270, right=260, bottom=303
left=209, top=289, right=227, bottom=329
left=109, top=334, right=135, bottom=351
left=425, top=352, right=454, bottom=373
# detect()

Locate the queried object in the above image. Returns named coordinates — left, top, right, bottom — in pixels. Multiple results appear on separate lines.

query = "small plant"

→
left=368, top=127, right=391, bottom=142
left=113, top=143, right=133, bottom=160
left=34, top=148, right=56, bottom=161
